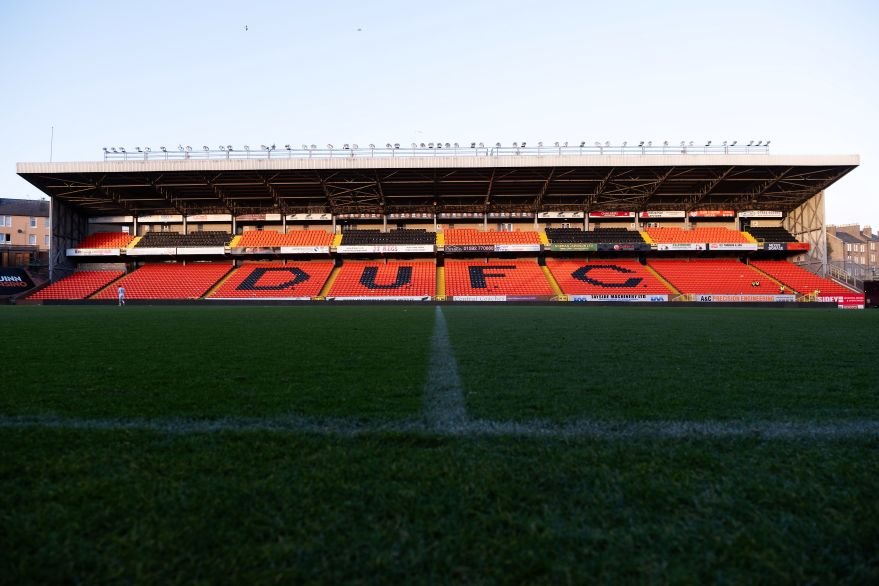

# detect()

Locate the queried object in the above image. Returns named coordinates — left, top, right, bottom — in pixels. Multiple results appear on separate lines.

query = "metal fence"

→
left=101, top=141, right=772, bottom=162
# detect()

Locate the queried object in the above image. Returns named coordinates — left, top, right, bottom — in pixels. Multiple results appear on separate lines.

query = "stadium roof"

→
left=17, top=151, right=859, bottom=217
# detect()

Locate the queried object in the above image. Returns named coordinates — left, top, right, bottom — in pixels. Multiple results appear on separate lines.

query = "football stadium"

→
left=4, top=144, right=879, bottom=582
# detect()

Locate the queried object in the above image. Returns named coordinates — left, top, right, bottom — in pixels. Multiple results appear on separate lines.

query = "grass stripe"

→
left=422, top=306, right=468, bottom=431
left=4, top=415, right=879, bottom=439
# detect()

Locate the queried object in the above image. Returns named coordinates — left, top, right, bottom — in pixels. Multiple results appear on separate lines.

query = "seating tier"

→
left=444, top=259, right=553, bottom=296
left=648, top=259, right=774, bottom=294
left=92, top=263, right=232, bottom=299
left=546, top=259, right=670, bottom=295
left=646, top=227, right=750, bottom=244
left=444, top=229, right=540, bottom=245
left=237, top=230, right=334, bottom=247
left=545, top=228, right=645, bottom=244
left=339, top=229, right=435, bottom=245
left=135, top=232, right=231, bottom=248
left=327, top=260, right=436, bottom=297
left=749, top=260, right=857, bottom=297
left=208, top=261, right=333, bottom=298
left=74, top=232, right=134, bottom=249
left=27, top=271, right=123, bottom=300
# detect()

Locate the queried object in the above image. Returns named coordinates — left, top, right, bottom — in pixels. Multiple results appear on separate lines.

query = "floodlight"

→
left=412, top=143, right=418, bottom=148
left=120, top=147, right=126, bottom=153
left=136, top=147, right=142, bottom=152
left=227, top=145, right=233, bottom=150
left=580, top=141, right=585, bottom=147
left=537, top=142, right=542, bottom=147
left=594, top=142, right=601, bottom=147
left=496, top=142, right=501, bottom=147
left=178, top=145, right=184, bottom=151
left=343, top=144, right=349, bottom=149
left=420, top=143, right=426, bottom=148
left=326, top=144, right=333, bottom=149
left=622, top=141, right=627, bottom=147
left=554, top=142, right=559, bottom=147
left=605, top=141, right=610, bottom=147
left=394, top=143, right=400, bottom=149
left=310, top=144, right=317, bottom=149
left=301, top=144, right=308, bottom=150
left=444, top=143, right=450, bottom=148
left=203, top=146, right=209, bottom=151
left=270, top=144, right=275, bottom=150
left=680, top=141, right=686, bottom=146
left=765, top=140, right=771, bottom=146
left=386, top=143, right=392, bottom=148
left=731, top=141, right=737, bottom=146
left=748, top=140, right=754, bottom=146
left=244, top=145, right=250, bottom=151
left=756, top=140, right=762, bottom=146
left=454, top=143, right=459, bottom=148
left=513, top=142, right=518, bottom=147
left=285, top=144, right=291, bottom=150
left=647, top=141, right=652, bottom=147
left=353, top=144, right=359, bottom=149
left=479, top=142, right=484, bottom=148
left=471, top=142, right=476, bottom=148
left=185, top=146, right=192, bottom=152
left=145, top=147, right=151, bottom=152
left=663, top=141, right=669, bottom=146
left=638, top=141, right=644, bottom=147
left=161, top=146, right=167, bottom=152
left=563, top=142, right=568, bottom=147
left=111, top=148, right=117, bottom=153
left=706, top=140, right=712, bottom=146
left=369, top=144, right=375, bottom=149
left=102, top=147, right=108, bottom=152
left=723, top=141, right=727, bottom=146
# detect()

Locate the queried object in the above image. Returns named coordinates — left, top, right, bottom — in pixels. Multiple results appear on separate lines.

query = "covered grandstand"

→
left=15, top=144, right=864, bottom=307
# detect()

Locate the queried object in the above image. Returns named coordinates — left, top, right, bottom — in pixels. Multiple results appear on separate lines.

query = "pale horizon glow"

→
left=1, top=0, right=876, bottom=228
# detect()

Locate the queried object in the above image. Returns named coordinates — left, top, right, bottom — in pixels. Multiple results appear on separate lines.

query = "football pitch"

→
left=2, top=305, right=878, bottom=582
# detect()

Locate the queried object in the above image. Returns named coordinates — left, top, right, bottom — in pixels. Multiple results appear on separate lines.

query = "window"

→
left=44, top=235, right=50, bottom=247
left=1, top=216, right=10, bottom=227
left=30, top=216, right=36, bottom=228
left=28, top=234, right=36, bottom=245
left=44, top=217, right=50, bottom=228
left=0, top=233, right=10, bottom=244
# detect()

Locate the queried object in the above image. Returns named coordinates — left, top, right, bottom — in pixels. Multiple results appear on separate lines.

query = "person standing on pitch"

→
left=117, top=285, right=125, bottom=306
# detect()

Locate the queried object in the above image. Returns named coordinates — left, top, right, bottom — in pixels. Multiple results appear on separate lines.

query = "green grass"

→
left=2, top=304, right=878, bottom=583
left=0, top=305, right=433, bottom=419
left=443, top=305, right=879, bottom=421
left=2, top=429, right=877, bottom=584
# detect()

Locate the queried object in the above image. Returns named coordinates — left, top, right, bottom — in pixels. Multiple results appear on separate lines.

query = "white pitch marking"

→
left=422, top=305, right=469, bottom=432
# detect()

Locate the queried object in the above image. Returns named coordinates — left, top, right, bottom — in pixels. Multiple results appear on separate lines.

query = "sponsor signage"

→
left=209, top=297, right=312, bottom=301
left=286, top=213, right=333, bottom=221
left=66, top=248, right=121, bottom=257
left=588, top=211, right=634, bottom=218
left=336, top=245, right=434, bottom=254
left=548, top=243, right=598, bottom=252
left=326, top=296, right=432, bottom=301
left=786, top=242, right=810, bottom=251
left=493, top=244, right=541, bottom=252
left=487, top=212, right=534, bottom=218
left=738, top=210, right=783, bottom=218
left=443, top=245, right=495, bottom=253
left=638, top=211, right=685, bottom=219
left=596, top=243, right=652, bottom=252
left=0, top=268, right=34, bottom=295
left=695, top=294, right=795, bottom=302
left=176, top=247, right=226, bottom=255
left=279, top=246, right=331, bottom=254
left=138, top=214, right=183, bottom=223
left=707, top=243, right=759, bottom=251
left=336, top=213, right=383, bottom=220
left=126, top=247, right=176, bottom=256
left=764, top=242, right=786, bottom=251
left=438, top=212, right=485, bottom=219
left=657, top=243, right=707, bottom=251
left=231, top=247, right=275, bottom=255
left=818, top=295, right=865, bottom=309
left=236, top=213, right=282, bottom=222
left=89, top=215, right=134, bottom=224
left=571, top=294, right=668, bottom=302
left=386, top=213, right=433, bottom=220
left=186, top=214, right=232, bottom=222
left=688, top=210, right=735, bottom=218
left=537, top=211, right=585, bottom=219
left=453, top=295, right=507, bottom=301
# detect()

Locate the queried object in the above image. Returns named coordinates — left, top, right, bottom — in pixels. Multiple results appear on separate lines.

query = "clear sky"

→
left=1, top=0, right=877, bottom=228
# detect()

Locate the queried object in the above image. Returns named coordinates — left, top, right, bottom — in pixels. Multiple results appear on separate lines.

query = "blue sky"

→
left=2, top=0, right=877, bottom=228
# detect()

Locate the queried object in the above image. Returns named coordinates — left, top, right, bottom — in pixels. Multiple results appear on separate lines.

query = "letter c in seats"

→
left=571, top=265, right=642, bottom=288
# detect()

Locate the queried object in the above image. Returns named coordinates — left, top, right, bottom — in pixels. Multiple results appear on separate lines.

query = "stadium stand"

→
left=648, top=259, right=775, bottom=295
left=444, top=259, right=554, bottom=297
left=646, top=227, right=750, bottom=244
left=208, top=261, right=333, bottom=298
left=135, top=232, right=231, bottom=248
left=73, top=232, right=134, bottom=249
left=545, top=228, right=646, bottom=244
left=26, top=270, right=124, bottom=300
left=546, top=259, right=671, bottom=297
left=327, top=260, right=436, bottom=298
left=749, top=260, right=858, bottom=297
left=92, top=263, right=232, bottom=299
left=443, top=229, right=541, bottom=246
left=745, top=227, right=799, bottom=243
left=339, top=229, right=435, bottom=245
left=236, top=230, right=334, bottom=247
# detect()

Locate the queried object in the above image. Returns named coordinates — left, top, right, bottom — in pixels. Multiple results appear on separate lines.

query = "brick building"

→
left=0, top=197, right=50, bottom=268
